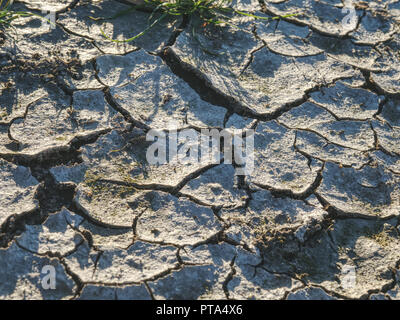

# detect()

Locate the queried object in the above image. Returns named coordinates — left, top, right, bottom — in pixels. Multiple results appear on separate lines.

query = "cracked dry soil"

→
left=0, top=0, right=400, bottom=300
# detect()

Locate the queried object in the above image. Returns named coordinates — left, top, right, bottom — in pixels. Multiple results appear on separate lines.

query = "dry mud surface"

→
left=0, top=0, right=400, bottom=300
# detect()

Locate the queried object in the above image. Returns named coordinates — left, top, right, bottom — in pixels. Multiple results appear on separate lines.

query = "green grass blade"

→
left=100, top=12, right=168, bottom=43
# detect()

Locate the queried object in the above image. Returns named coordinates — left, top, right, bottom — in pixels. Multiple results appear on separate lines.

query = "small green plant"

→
left=99, top=0, right=299, bottom=43
left=0, top=0, right=55, bottom=33
left=0, top=0, right=31, bottom=29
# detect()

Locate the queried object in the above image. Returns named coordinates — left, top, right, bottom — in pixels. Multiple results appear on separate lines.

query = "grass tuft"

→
left=0, top=0, right=55, bottom=34
left=99, top=0, right=300, bottom=43
left=0, top=0, right=31, bottom=29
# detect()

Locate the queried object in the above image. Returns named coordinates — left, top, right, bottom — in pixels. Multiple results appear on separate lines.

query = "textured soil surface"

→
left=0, top=0, right=400, bottom=300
